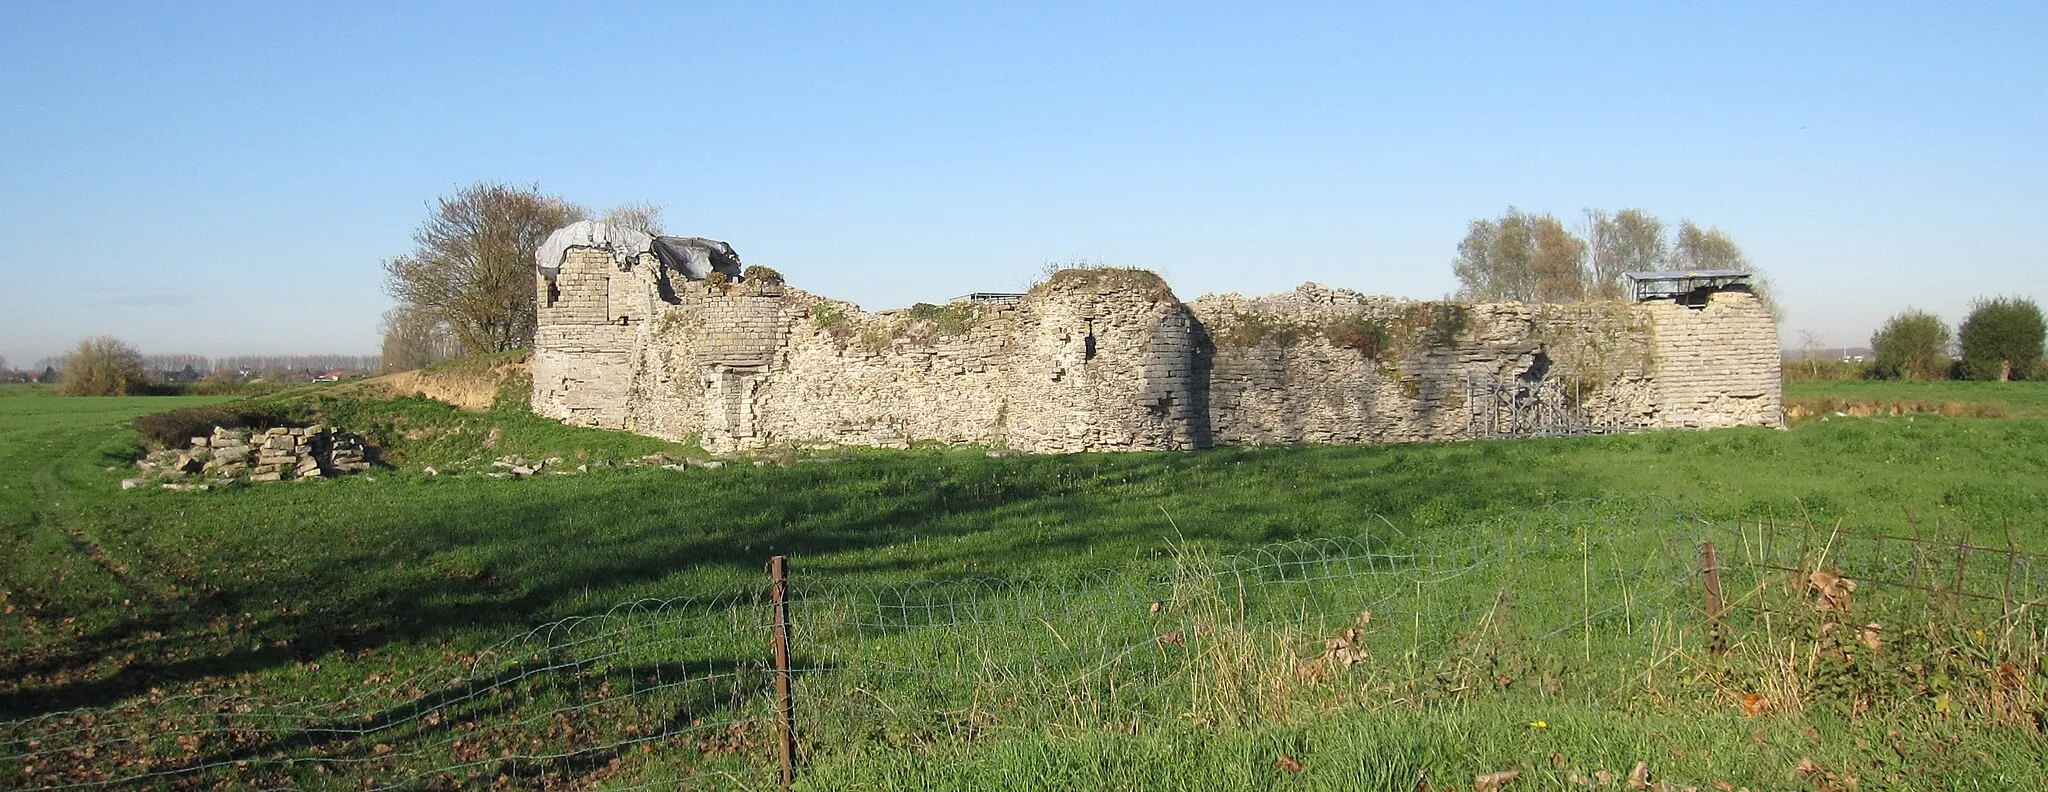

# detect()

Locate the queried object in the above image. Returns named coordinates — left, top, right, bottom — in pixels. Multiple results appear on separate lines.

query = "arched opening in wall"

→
left=543, top=277, right=561, bottom=308
left=1083, top=319, right=1097, bottom=361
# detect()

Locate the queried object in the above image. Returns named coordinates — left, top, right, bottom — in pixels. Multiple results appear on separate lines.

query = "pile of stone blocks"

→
left=130, top=424, right=374, bottom=487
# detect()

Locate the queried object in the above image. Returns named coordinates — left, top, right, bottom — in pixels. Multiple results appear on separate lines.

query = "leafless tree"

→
left=383, top=182, right=588, bottom=354
left=600, top=202, right=665, bottom=235
left=1796, top=329, right=1826, bottom=378
left=61, top=336, right=148, bottom=396
left=379, top=305, right=461, bottom=372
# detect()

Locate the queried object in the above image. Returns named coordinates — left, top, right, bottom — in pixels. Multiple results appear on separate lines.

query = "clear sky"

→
left=3, top=2, right=2043, bottom=367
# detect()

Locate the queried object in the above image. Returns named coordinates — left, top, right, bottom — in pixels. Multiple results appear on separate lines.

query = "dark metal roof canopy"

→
left=1622, top=269, right=1753, bottom=306
left=952, top=292, right=1025, bottom=305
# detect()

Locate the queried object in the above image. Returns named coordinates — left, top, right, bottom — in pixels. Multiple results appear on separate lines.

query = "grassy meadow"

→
left=2, top=377, right=2046, bottom=788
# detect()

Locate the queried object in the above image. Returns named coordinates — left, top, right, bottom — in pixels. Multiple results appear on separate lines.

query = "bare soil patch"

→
left=346, top=356, right=529, bottom=411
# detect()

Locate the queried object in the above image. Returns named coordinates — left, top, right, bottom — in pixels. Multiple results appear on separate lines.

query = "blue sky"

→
left=2, top=2, right=2043, bottom=366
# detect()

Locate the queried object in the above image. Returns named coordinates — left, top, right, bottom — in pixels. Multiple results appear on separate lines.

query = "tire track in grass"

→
left=0, top=396, right=230, bottom=711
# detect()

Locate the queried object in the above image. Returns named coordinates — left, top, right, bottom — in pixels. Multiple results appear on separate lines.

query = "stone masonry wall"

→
left=532, top=245, right=1782, bottom=454
left=1646, top=293, right=1783, bottom=428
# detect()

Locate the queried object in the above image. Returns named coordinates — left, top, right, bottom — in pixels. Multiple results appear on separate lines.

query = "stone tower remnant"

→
left=531, top=222, right=1782, bottom=453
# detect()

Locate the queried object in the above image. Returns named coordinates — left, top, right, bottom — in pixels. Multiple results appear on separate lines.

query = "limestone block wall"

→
left=754, top=299, right=1017, bottom=450
left=1188, top=286, right=1660, bottom=446
left=1646, top=292, right=1783, bottom=428
left=536, top=247, right=616, bottom=325
left=999, top=270, right=1196, bottom=452
left=532, top=246, right=1782, bottom=453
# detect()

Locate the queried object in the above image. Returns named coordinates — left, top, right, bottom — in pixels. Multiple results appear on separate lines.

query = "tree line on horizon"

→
left=6, top=345, right=385, bottom=395
left=379, top=182, right=665, bottom=372
left=1450, top=207, right=1775, bottom=314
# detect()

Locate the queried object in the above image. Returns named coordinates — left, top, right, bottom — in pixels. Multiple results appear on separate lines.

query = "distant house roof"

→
left=1622, top=269, right=1753, bottom=304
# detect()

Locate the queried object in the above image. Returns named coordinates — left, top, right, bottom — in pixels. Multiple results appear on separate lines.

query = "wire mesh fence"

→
left=5, top=500, right=2044, bottom=789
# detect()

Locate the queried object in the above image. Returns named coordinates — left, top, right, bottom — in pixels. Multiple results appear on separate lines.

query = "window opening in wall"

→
left=1147, top=394, right=1173, bottom=417
left=1083, top=319, right=1097, bottom=361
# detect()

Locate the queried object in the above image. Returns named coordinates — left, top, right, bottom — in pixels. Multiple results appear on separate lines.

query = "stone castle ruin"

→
left=531, top=221, right=1782, bottom=454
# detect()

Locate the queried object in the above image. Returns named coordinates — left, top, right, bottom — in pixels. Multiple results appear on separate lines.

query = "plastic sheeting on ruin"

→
left=535, top=220, right=743, bottom=282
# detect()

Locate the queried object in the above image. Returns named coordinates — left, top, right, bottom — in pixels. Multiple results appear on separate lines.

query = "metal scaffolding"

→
left=1463, top=371, right=1617, bottom=439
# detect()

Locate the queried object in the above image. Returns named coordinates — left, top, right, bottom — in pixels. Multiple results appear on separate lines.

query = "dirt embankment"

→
left=1783, top=397, right=2006, bottom=421
left=347, top=354, right=530, bottom=411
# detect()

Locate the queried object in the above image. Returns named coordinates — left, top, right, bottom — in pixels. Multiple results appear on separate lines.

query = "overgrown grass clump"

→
left=905, top=301, right=978, bottom=336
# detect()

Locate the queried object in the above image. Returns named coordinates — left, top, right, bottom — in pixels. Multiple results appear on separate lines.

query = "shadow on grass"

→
left=2, top=441, right=1603, bottom=717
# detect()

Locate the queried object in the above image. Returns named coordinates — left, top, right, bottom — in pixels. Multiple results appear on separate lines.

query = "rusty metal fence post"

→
left=768, top=556, right=796, bottom=790
left=1699, top=542, right=1727, bottom=659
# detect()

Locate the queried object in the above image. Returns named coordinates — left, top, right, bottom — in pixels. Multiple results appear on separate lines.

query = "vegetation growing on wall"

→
left=905, top=302, right=979, bottom=337
left=1396, top=302, right=1470, bottom=350
left=859, top=325, right=898, bottom=353
left=740, top=265, right=785, bottom=286
left=806, top=300, right=847, bottom=331
left=1219, top=312, right=1306, bottom=349
left=1039, top=267, right=1172, bottom=299
left=1322, top=313, right=1393, bottom=357
left=653, top=309, right=686, bottom=337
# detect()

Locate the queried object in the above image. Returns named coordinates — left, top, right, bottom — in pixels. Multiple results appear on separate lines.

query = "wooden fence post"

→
left=1699, top=542, right=1727, bottom=659
left=769, top=555, right=796, bottom=790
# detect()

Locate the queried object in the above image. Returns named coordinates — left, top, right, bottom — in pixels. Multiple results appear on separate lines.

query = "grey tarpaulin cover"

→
left=534, top=221, right=743, bottom=282
left=534, top=220, right=655, bottom=277
left=650, top=236, right=744, bottom=280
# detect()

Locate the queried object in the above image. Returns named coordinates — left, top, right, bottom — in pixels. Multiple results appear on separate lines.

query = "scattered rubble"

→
left=130, top=424, right=375, bottom=488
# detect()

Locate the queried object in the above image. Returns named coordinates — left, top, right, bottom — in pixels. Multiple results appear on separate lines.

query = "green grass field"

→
left=3, top=382, right=2046, bottom=788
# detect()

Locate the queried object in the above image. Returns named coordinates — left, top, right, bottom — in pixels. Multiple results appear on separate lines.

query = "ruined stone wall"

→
left=532, top=247, right=1782, bottom=454
left=1645, top=293, right=1783, bottom=428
